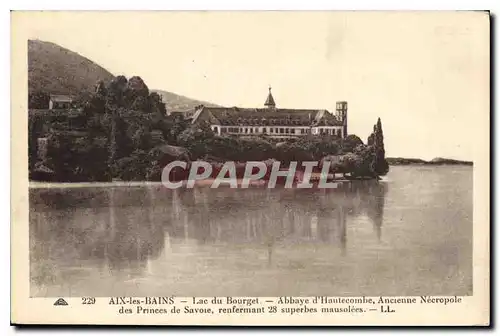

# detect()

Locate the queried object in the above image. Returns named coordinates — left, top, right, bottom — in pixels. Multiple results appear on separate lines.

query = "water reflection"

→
left=30, top=181, right=388, bottom=285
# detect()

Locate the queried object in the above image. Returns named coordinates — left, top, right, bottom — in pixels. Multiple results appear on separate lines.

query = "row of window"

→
left=316, top=128, right=341, bottom=136
left=219, top=127, right=309, bottom=135
left=233, top=119, right=307, bottom=126
left=214, top=126, right=342, bottom=136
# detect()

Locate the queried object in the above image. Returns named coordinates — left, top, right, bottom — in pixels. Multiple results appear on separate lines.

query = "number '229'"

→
left=82, top=297, right=96, bottom=304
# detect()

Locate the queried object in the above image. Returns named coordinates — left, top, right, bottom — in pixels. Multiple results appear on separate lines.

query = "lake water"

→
left=29, top=166, right=473, bottom=297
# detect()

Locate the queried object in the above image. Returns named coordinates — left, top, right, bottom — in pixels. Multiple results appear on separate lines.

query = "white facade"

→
left=211, top=125, right=344, bottom=138
left=201, top=90, right=347, bottom=140
left=49, top=95, right=73, bottom=110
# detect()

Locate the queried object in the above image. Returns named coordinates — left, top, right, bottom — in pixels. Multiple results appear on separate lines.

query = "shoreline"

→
left=387, top=158, right=473, bottom=166
left=388, top=163, right=473, bottom=166
left=29, top=173, right=359, bottom=189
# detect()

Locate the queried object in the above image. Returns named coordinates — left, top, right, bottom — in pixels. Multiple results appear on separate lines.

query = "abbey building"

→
left=185, top=88, right=348, bottom=139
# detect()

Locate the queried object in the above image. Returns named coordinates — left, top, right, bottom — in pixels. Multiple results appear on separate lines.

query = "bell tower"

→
left=336, top=101, right=348, bottom=137
left=264, top=86, right=276, bottom=110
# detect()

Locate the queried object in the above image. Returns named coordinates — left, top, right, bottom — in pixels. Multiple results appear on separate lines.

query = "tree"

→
left=131, top=125, right=154, bottom=150
left=372, top=118, right=389, bottom=176
left=237, top=136, right=275, bottom=161
left=295, top=135, right=341, bottom=160
left=367, top=125, right=376, bottom=146
left=114, top=149, right=149, bottom=181
left=106, top=75, right=128, bottom=107
left=274, top=141, right=313, bottom=164
left=208, top=135, right=241, bottom=161
left=28, top=114, right=45, bottom=173
left=342, top=134, right=364, bottom=153
left=28, top=91, right=50, bottom=109
left=353, top=144, right=376, bottom=177
left=149, top=92, right=167, bottom=119
left=30, top=75, right=175, bottom=182
left=157, top=115, right=188, bottom=145
left=127, top=76, right=150, bottom=100
left=177, top=123, right=215, bottom=159
left=339, top=153, right=360, bottom=175
left=79, top=80, right=108, bottom=115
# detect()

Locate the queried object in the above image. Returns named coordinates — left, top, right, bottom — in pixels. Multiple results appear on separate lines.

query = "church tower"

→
left=264, top=87, right=276, bottom=110
left=336, top=101, right=348, bottom=137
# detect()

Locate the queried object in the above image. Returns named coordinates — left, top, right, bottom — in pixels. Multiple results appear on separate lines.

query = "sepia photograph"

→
left=11, top=10, right=490, bottom=325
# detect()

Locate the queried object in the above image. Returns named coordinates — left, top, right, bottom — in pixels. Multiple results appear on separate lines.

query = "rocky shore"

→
left=386, top=157, right=473, bottom=166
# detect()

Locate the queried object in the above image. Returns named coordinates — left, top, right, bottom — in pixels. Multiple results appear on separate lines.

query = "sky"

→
left=14, top=11, right=489, bottom=160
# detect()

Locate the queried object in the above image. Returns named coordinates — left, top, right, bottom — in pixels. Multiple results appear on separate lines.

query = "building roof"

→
left=264, top=87, right=276, bottom=107
left=182, top=88, right=346, bottom=127
left=192, top=105, right=343, bottom=126
left=49, top=94, right=73, bottom=102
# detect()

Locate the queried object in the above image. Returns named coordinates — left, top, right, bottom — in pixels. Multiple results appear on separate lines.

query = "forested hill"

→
left=28, top=39, right=219, bottom=110
left=28, top=40, right=114, bottom=96
left=152, top=90, right=220, bottom=111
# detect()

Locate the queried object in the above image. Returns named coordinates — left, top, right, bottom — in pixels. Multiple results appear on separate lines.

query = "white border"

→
left=4, top=1, right=497, bottom=334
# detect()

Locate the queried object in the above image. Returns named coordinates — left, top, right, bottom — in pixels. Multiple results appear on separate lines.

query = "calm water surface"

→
left=30, top=166, right=472, bottom=297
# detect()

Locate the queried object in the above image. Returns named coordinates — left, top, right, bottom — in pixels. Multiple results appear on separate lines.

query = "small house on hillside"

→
left=49, top=94, right=73, bottom=110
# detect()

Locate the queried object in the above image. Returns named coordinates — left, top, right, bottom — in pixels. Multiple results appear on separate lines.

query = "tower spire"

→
left=264, top=86, right=276, bottom=109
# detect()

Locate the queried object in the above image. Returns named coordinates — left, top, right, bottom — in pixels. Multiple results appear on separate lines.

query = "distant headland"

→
left=386, top=157, right=473, bottom=166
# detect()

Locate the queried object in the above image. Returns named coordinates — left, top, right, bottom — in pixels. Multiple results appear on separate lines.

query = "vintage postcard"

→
left=11, top=11, right=490, bottom=326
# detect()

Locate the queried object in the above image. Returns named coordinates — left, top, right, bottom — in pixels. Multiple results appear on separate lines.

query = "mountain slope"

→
left=28, top=39, right=114, bottom=95
left=152, top=89, right=220, bottom=111
left=28, top=39, right=220, bottom=111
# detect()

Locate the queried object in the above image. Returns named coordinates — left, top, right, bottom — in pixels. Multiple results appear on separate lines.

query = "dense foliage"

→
left=319, top=119, right=390, bottom=178
left=29, top=76, right=389, bottom=182
left=30, top=76, right=176, bottom=182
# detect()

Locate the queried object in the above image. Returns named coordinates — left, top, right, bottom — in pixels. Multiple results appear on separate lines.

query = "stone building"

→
left=49, top=94, right=73, bottom=110
left=186, top=88, right=348, bottom=139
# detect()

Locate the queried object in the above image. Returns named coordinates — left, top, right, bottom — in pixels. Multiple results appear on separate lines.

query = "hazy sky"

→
left=16, top=11, right=489, bottom=160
